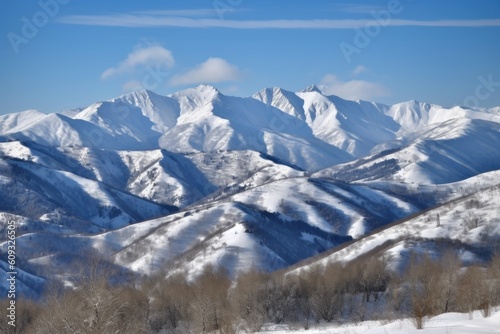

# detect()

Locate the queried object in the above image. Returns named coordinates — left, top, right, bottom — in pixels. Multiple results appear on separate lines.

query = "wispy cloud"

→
left=132, top=9, right=222, bottom=17
left=58, top=14, right=500, bottom=29
left=101, top=45, right=174, bottom=80
left=319, top=74, right=390, bottom=101
left=170, top=58, right=243, bottom=86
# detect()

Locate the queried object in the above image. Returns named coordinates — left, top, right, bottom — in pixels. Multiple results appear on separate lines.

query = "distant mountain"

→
left=1, top=84, right=499, bottom=295
left=315, top=118, right=500, bottom=184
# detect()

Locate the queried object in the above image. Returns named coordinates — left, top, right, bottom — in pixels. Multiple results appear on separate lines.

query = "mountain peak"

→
left=252, top=86, right=297, bottom=102
left=302, top=84, right=323, bottom=94
left=112, top=88, right=162, bottom=104
left=167, top=84, right=223, bottom=115
left=187, top=84, right=222, bottom=97
left=398, top=99, right=435, bottom=111
left=197, top=83, right=220, bottom=91
left=170, top=84, right=222, bottom=98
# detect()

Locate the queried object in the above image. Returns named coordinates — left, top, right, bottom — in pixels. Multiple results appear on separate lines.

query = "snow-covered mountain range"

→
left=1, top=84, right=499, bottom=296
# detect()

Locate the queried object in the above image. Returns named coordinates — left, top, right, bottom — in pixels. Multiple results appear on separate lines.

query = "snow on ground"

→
left=89, top=213, right=177, bottom=253
left=257, top=309, right=500, bottom=333
left=289, top=172, right=500, bottom=275
left=233, top=177, right=371, bottom=236
left=2, top=85, right=500, bottom=296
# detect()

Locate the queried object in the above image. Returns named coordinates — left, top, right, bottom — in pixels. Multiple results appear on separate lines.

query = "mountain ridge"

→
left=1, top=84, right=499, bottom=295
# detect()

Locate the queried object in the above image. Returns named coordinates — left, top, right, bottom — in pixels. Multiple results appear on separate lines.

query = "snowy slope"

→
left=72, top=89, right=182, bottom=149
left=315, top=118, right=500, bottom=184
left=10, top=168, right=491, bottom=289
left=254, top=88, right=500, bottom=159
left=3, top=173, right=427, bottom=284
left=94, top=175, right=442, bottom=279
left=1, top=84, right=500, bottom=296
left=257, top=309, right=500, bottom=334
left=254, top=88, right=396, bottom=157
left=288, top=170, right=500, bottom=276
left=387, top=100, right=500, bottom=133
left=0, top=155, right=172, bottom=232
left=0, top=140, right=303, bottom=208
left=110, top=89, right=181, bottom=133
left=160, top=85, right=352, bottom=170
left=0, top=109, right=46, bottom=133
left=2, top=84, right=499, bottom=171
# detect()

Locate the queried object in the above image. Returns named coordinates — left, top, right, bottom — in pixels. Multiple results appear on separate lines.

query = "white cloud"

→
left=101, top=45, right=174, bottom=80
left=352, top=65, right=367, bottom=76
left=319, top=74, right=390, bottom=101
left=133, top=9, right=220, bottom=17
left=59, top=14, right=500, bottom=29
left=170, top=58, right=243, bottom=86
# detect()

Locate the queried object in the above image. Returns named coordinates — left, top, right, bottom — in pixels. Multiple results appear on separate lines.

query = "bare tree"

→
left=291, top=273, right=315, bottom=329
left=147, top=271, right=191, bottom=332
left=262, top=275, right=295, bottom=324
left=232, top=269, right=268, bottom=332
left=489, top=252, right=500, bottom=306
left=190, top=265, right=232, bottom=334
left=434, top=251, right=461, bottom=314
left=33, top=252, right=148, bottom=334
left=464, top=212, right=484, bottom=230
left=403, top=253, right=437, bottom=329
left=387, top=273, right=407, bottom=314
left=310, top=262, right=345, bottom=323
left=0, top=298, right=40, bottom=334
left=457, top=266, right=490, bottom=318
left=362, top=256, right=390, bottom=302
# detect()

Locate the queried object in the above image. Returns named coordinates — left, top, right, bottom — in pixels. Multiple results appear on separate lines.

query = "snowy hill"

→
left=1, top=84, right=500, bottom=295
left=315, top=118, right=500, bottom=184
left=287, top=170, right=500, bottom=276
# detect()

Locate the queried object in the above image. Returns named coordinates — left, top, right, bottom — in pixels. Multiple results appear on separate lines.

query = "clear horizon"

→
left=1, top=0, right=500, bottom=114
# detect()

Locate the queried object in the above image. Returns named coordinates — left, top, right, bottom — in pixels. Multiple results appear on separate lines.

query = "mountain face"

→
left=1, top=85, right=500, bottom=295
left=288, top=171, right=500, bottom=278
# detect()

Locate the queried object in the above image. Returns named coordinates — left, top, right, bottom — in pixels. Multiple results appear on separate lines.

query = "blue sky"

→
left=1, top=0, right=500, bottom=114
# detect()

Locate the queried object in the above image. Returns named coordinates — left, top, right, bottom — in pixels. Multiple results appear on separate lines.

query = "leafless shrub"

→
left=387, top=274, right=407, bottom=314
left=263, top=275, right=295, bottom=324
left=33, top=252, right=148, bottom=334
left=310, top=262, right=345, bottom=323
left=489, top=252, right=500, bottom=306
left=464, top=197, right=481, bottom=210
left=0, top=298, right=40, bottom=334
left=190, top=265, right=233, bottom=334
left=403, top=253, right=437, bottom=329
left=290, top=273, right=315, bottom=329
left=464, top=212, right=484, bottom=230
left=232, top=269, right=268, bottom=332
left=145, top=271, right=191, bottom=333
left=456, top=266, right=491, bottom=318
left=10, top=243, right=500, bottom=333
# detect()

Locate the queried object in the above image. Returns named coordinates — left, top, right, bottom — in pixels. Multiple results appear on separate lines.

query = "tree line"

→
left=1, top=251, right=500, bottom=333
